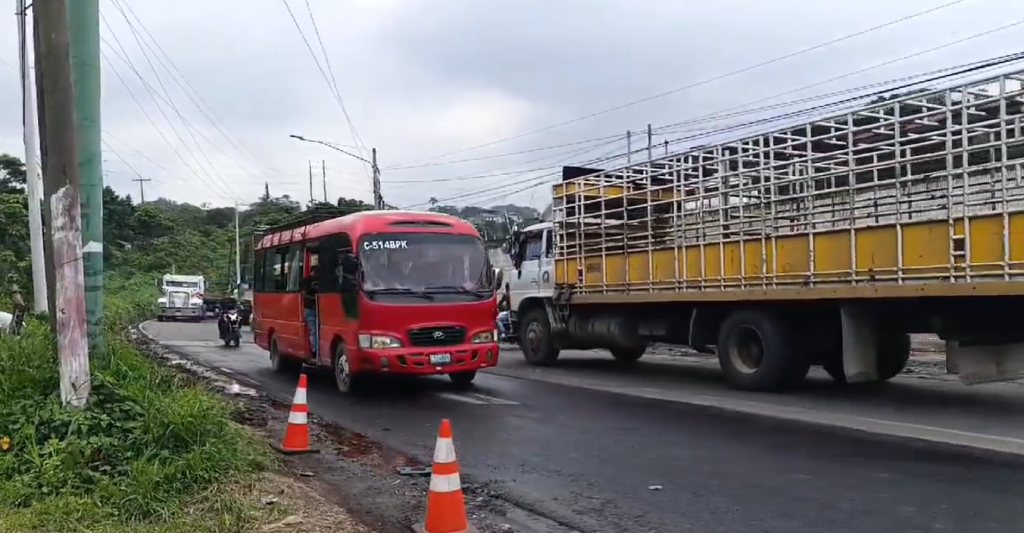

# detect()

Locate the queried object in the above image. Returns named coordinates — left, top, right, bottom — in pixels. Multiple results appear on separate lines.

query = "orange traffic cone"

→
left=415, top=419, right=476, bottom=533
left=271, top=374, right=319, bottom=455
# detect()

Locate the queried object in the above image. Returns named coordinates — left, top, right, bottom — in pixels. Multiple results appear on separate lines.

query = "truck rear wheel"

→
left=717, top=310, right=809, bottom=392
left=823, top=331, right=911, bottom=385
left=520, top=308, right=560, bottom=366
left=611, top=346, right=646, bottom=363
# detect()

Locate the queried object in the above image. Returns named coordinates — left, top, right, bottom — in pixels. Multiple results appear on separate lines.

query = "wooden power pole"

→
left=35, top=0, right=91, bottom=409
left=132, top=177, right=152, bottom=203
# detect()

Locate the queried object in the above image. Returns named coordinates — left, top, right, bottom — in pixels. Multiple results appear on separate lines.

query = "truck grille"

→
left=167, top=291, right=188, bottom=308
left=408, top=326, right=466, bottom=347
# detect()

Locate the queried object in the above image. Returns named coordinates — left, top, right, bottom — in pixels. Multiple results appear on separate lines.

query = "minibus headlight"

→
left=471, top=331, right=495, bottom=344
left=359, top=334, right=403, bottom=349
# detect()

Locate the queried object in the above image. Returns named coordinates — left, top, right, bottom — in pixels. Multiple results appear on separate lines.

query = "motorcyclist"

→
left=496, top=283, right=511, bottom=342
left=217, top=300, right=238, bottom=340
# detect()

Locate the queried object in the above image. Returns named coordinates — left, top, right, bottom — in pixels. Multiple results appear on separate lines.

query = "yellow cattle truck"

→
left=507, top=69, right=1024, bottom=391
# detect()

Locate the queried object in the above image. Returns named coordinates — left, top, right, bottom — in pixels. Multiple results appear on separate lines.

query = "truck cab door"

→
left=539, top=228, right=555, bottom=291
left=509, top=230, right=544, bottom=316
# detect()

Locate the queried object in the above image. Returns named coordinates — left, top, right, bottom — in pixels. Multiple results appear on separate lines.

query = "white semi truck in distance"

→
left=157, top=274, right=206, bottom=322
left=506, top=68, right=1024, bottom=392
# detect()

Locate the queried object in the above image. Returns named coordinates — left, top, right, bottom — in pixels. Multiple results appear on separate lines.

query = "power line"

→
left=650, top=24, right=1024, bottom=139
left=385, top=136, right=628, bottom=184
left=392, top=0, right=971, bottom=166
left=101, top=7, right=242, bottom=201
left=404, top=139, right=632, bottom=208
left=381, top=133, right=629, bottom=171
left=281, top=0, right=373, bottom=183
left=416, top=49, right=1024, bottom=209
left=110, top=0, right=285, bottom=182
left=99, top=45, right=237, bottom=201
left=415, top=23, right=1024, bottom=197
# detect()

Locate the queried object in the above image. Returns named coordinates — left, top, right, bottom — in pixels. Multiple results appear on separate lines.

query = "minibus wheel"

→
left=449, top=371, right=476, bottom=389
left=269, top=336, right=299, bottom=373
left=333, top=344, right=361, bottom=394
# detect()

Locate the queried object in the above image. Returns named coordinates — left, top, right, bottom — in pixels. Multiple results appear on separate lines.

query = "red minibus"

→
left=251, top=210, right=503, bottom=393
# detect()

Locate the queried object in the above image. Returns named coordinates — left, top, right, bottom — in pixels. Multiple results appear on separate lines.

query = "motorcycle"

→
left=218, top=308, right=242, bottom=347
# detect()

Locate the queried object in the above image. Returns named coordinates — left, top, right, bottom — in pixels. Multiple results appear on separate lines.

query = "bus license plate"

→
left=429, top=353, right=452, bottom=365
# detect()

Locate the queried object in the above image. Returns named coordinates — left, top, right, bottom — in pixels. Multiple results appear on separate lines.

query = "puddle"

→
left=322, top=425, right=425, bottom=469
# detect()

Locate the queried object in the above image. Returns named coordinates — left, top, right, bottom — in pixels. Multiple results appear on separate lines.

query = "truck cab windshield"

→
left=165, top=281, right=199, bottom=290
left=359, top=233, right=493, bottom=302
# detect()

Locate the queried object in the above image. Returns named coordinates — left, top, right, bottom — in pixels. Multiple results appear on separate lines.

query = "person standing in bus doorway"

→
left=301, top=264, right=319, bottom=356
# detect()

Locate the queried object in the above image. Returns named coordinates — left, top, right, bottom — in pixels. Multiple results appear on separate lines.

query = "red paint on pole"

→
left=51, top=184, right=90, bottom=408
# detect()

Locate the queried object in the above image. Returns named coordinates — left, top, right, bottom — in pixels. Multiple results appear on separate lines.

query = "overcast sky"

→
left=2, top=0, right=1024, bottom=211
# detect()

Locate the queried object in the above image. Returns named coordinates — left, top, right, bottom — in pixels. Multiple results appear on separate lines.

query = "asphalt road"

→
left=145, top=320, right=1024, bottom=533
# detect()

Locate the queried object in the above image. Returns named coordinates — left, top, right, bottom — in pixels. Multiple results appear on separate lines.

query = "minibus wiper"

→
left=365, top=287, right=434, bottom=300
left=424, top=285, right=485, bottom=295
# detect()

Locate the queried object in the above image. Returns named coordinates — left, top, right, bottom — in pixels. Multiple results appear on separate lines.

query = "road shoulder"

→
left=137, top=321, right=581, bottom=533
left=487, top=346, right=1024, bottom=458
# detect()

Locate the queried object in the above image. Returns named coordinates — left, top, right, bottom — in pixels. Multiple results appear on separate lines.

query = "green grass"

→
left=0, top=275, right=272, bottom=532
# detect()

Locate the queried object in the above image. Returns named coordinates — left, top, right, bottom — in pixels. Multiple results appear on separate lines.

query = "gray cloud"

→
left=2, top=0, right=1024, bottom=211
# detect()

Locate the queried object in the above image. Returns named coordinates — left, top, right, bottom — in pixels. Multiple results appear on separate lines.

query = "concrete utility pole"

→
left=647, top=123, right=653, bottom=161
left=288, top=134, right=385, bottom=209
left=307, top=159, right=313, bottom=205
left=372, top=148, right=382, bottom=209
left=35, top=0, right=91, bottom=408
left=322, top=160, right=327, bottom=203
left=68, top=0, right=104, bottom=355
left=16, top=0, right=49, bottom=314
left=132, top=177, right=151, bottom=203
left=234, top=202, right=241, bottom=299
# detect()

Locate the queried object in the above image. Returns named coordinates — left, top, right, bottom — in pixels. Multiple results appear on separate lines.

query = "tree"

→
left=0, top=154, right=27, bottom=194
left=336, top=196, right=373, bottom=216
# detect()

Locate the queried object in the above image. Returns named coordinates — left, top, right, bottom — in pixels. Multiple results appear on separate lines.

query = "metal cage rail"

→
left=553, top=69, right=1024, bottom=297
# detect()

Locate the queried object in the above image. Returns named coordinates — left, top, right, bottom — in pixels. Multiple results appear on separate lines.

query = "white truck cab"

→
left=157, top=274, right=206, bottom=322
left=507, top=221, right=556, bottom=320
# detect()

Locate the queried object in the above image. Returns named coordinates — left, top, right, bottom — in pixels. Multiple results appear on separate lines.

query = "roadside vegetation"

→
left=0, top=275, right=270, bottom=532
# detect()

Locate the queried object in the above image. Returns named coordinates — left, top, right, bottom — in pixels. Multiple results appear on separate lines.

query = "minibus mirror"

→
left=494, top=268, right=504, bottom=291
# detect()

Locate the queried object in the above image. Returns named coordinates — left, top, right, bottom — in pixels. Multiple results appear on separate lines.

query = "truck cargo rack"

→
left=553, top=67, right=1024, bottom=297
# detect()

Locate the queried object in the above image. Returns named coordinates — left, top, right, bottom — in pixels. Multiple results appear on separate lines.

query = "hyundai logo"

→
left=432, top=331, right=445, bottom=339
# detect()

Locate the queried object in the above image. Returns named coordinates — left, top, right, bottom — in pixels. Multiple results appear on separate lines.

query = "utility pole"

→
left=321, top=160, right=327, bottom=203
left=234, top=202, right=241, bottom=299
left=36, top=0, right=90, bottom=408
left=132, top=177, right=151, bottom=203
left=372, top=148, right=382, bottom=209
left=307, top=159, right=313, bottom=205
left=17, top=0, right=49, bottom=314
left=68, top=0, right=104, bottom=355
left=626, top=130, right=632, bottom=164
left=647, top=123, right=653, bottom=161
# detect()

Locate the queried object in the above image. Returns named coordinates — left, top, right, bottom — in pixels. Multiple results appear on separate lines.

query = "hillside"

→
left=1, top=153, right=534, bottom=304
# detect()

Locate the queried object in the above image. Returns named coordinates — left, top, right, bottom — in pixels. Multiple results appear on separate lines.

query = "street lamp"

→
left=290, top=134, right=382, bottom=209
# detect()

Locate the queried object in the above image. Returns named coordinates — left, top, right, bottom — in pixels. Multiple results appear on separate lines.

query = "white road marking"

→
left=437, top=392, right=519, bottom=405
left=488, top=370, right=1024, bottom=456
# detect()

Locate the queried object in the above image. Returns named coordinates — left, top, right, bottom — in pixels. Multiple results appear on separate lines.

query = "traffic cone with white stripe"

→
left=415, top=419, right=476, bottom=533
left=271, top=374, right=319, bottom=455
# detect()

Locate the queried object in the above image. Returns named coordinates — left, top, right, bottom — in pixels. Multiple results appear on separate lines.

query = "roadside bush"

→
left=0, top=275, right=268, bottom=530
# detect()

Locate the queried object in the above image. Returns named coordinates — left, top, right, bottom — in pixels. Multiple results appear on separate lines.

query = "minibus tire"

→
left=269, top=336, right=300, bottom=373
left=333, top=344, right=361, bottom=394
left=449, top=371, right=476, bottom=389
